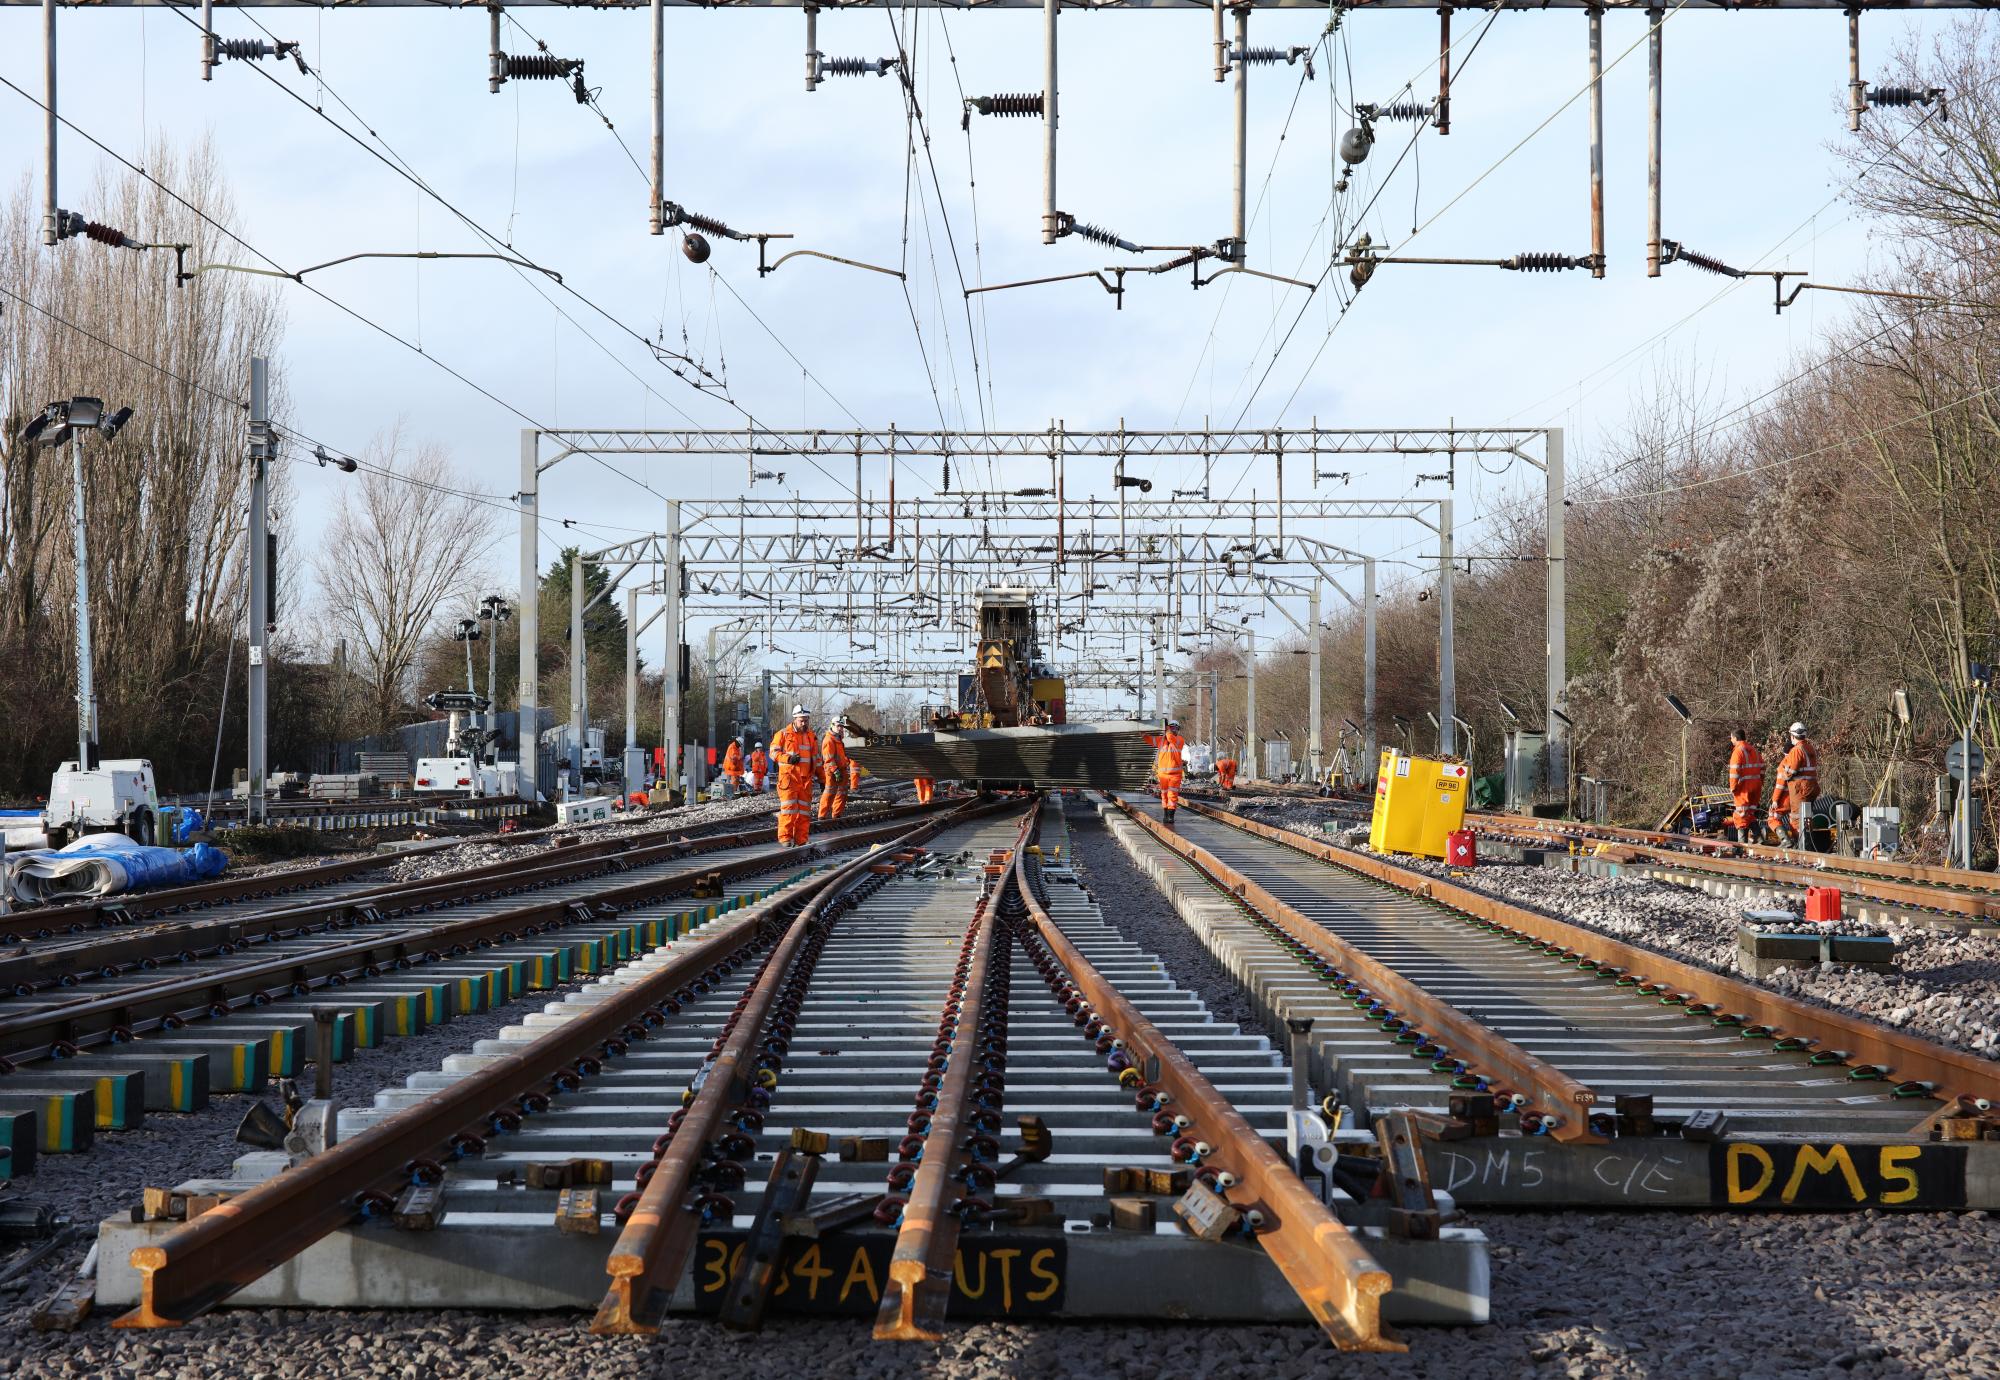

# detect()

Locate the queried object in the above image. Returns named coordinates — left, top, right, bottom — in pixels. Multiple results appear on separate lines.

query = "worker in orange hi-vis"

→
left=720, top=738, right=745, bottom=798
left=1152, top=718, right=1187, bottom=827
left=1216, top=754, right=1239, bottom=792
left=769, top=707, right=820, bottom=846
left=748, top=742, right=769, bottom=794
left=1769, top=721, right=1821, bottom=847
left=1725, top=727, right=1765, bottom=844
left=913, top=777, right=935, bottom=804
left=818, top=720, right=853, bottom=820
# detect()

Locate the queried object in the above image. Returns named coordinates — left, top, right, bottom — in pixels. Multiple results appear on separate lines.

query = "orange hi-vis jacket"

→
left=1216, top=757, right=1239, bottom=788
left=820, top=730, right=852, bottom=790
left=749, top=748, right=769, bottom=783
left=770, top=726, right=820, bottom=793
left=1726, top=741, right=1765, bottom=805
left=1152, top=731, right=1187, bottom=783
left=721, top=740, right=745, bottom=780
left=1773, top=738, right=1820, bottom=809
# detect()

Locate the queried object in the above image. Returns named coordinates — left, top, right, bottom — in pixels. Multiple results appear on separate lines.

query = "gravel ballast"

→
left=6, top=792, right=1996, bottom=1377
left=1224, top=796, right=2000, bottom=1062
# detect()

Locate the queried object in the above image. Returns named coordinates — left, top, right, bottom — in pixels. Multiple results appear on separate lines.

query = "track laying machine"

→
left=846, top=586, right=1156, bottom=789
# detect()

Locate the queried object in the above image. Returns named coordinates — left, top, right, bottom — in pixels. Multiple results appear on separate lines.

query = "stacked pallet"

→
left=308, top=774, right=380, bottom=802
left=358, top=752, right=413, bottom=794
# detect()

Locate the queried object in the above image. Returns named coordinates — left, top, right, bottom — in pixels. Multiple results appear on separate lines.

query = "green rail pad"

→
left=139, top=1037, right=270, bottom=1094
left=0, top=1109, right=35, bottom=1175
left=0, top=1089, right=93, bottom=1154
left=54, top=1054, right=208, bottom=1113
left=1, top=1069, right=145, bottom=1130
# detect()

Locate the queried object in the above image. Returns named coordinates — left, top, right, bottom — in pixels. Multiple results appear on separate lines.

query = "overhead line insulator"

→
left=216, top=37, right=309, bottom=75
left=962, top=93, right=1044, bottom=130
left=821, top=56, right=898, bottom=79
left=1502, top=252, right=1588, bottom=273
left=1867, top=85, right=1948, bottom=119
left=1070, top=220, right=1141, bottom=254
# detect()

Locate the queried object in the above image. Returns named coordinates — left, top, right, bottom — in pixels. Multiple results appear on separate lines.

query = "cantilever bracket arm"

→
left=1195, top=262, right=1318, bottom=292
left=1771, top=272, right=1958, bottom=315
left=966, top=268, right=1128, bottom=310
left=754, top=237, right=905, bottom=281
left=173, top=249, right=563, bottom=285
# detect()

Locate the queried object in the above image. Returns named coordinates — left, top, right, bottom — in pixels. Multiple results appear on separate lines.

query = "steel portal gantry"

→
left=517, top=425, right=1566, bottom=802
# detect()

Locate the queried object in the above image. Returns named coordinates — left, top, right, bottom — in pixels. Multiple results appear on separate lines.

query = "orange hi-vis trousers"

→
left=818, top=770, right=848, bottom=820
left=914, top=777, right=935, bottom=804
left=777, top=763, right=815, bottom=845
left=1157, top=770, right=1183, bottom=812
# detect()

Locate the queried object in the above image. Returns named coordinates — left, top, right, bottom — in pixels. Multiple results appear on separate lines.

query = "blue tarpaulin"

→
left=1, top=833, right=229, bottom=904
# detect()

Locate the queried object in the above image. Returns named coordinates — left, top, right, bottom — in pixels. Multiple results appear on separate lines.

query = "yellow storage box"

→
left=1368, top=749, right=1471, bottom=860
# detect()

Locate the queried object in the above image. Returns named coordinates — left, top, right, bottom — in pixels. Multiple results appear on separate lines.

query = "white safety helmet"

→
left=755, top=741, right=765, bottom=748
left=1166, top=718, right=1181, bottom=729
left=792, top=704, right=810, bottom=718
left=1789, top=722, right=1807, bottom=738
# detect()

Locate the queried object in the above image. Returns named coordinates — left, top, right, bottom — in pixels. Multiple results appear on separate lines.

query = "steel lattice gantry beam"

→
left=516, top=424, right=1570, bottom=803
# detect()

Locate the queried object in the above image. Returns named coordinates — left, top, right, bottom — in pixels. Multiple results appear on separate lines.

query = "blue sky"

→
left=0, top=2, right=1955, bottom=710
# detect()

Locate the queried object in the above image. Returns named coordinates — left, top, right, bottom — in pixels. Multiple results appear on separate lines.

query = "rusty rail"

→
left=1116, top=798, right=1602, bottom=1142
left=593, top=797, right=1022, bottom=1333
left=113, top=801, right=986, bottom=1329
left=0, top=810, right=934, bottom=1063
left=1, top=801, right=935, bottom=991
left=875, top=816, right=1030, bottom=1340
left=1470, top=809, right=2000, bottom=920
left=1195, top=802, right=2000, bottom=1116
left=1014, top=816, right=1404, bottom=1353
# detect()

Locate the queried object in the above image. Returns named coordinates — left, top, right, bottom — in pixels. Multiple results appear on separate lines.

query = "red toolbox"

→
left=1804, top=886, right=1843, bottom=924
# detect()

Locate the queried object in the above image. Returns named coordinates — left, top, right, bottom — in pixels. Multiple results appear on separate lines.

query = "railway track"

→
left=92, top=796, right=1487, bottom=1350
left=1100, top=794, right=2000, bottom=1211
left=0, top=805, right=924, bottom=1172
left=1467, top=809, right=2000, bottom=932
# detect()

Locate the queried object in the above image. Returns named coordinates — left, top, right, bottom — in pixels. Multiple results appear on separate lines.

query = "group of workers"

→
left=745, top=705, right=938, bottom=846
left=1726, top=721, right=1821, bottom=846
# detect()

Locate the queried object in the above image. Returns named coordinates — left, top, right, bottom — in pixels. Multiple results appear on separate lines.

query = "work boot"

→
left=1163, top=808, right=1176, bottom=828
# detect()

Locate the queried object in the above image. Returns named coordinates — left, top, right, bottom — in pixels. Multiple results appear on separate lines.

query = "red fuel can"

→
left=1805, top=886, right=1842, bottom=925
left=1446, top=829, right=1478, bottom=868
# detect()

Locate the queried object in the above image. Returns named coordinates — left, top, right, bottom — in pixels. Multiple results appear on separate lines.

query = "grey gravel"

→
left=6, top=792, right=1995, bottom=1375
left=383, top=795, right=784, bottom=882
left=4, top=1208, right=1997, bottom=1377
left=1060, top=802, right=1282, bottom=1051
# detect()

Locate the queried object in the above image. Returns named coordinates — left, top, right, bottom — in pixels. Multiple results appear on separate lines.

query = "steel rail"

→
left=1113, top=798, right=1603, bottom=1143
left=1471, top=809, right=2000, bottom=913
left=1008, top=817, right=1403, bottom=1352
left=0, top=813, right=928, bottom=1067
left=112, top=801, right=988, bottom=1329
left=1192, top=802, right=2000, bottom=1116
left=0, top=803, right=931, bottom=993
left=874, top=814, right=1031, bottom=1340
left=593, top=797, right=1022, bottom=1333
